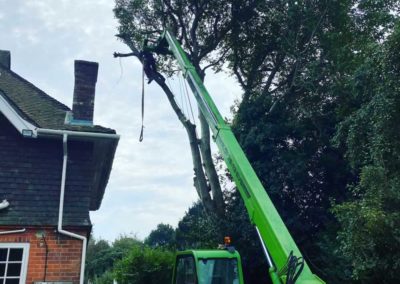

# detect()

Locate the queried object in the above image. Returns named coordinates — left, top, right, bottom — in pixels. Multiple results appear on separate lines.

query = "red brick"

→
left=0, top=227, right=87, bottom=284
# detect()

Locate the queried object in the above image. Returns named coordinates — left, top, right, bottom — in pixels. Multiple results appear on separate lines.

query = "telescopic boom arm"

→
left=151, top=30, right=324, bottom=284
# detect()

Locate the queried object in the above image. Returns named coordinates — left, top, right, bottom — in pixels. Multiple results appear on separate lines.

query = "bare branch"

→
left=201, top=47, right=229, bottom=74
left=262, top=54, right=285, bottom=95
left=113, top=52, right=138, bottom=58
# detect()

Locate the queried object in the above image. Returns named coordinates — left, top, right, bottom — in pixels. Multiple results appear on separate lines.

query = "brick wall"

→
left=0, top=226, right=87, bottom=284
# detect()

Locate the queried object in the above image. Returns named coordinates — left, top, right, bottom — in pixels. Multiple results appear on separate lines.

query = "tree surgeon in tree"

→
left=113, top=0, right=232, bottom=218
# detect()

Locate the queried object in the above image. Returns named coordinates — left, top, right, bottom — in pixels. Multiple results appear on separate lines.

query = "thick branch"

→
left=198, top=110, right=225, bottom=216
left=189, top=4, right=201, bottom=58
left=233, top=61, right=247, bottom=90
left=262, top=54, right=285, bottom=95
left=156, top=77, right=215, bottom=212
left=201, top=47, right=230, bottom=74
left=113, top=52, right=138, bottom=58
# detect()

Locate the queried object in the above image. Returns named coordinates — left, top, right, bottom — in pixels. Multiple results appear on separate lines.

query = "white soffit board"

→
left=0, top=92, right=37, bottom=137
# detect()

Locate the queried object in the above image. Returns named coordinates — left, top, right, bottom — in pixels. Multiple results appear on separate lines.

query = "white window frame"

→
left=0, top=243, right=30, bottom=284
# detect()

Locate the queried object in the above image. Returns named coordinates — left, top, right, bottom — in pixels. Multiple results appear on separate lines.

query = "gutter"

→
left=0, top=228, right=26, bottom=235
left=1, top=91, right=120, bottom=141
left=0, top=201, right=26, bottom=235
left=58, top=133, right=86, bottom=284
left=37, top=128, right=120, bottom=140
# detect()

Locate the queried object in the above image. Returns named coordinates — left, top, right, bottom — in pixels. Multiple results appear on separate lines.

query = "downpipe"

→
left=58, top=134, right=87, bottom=284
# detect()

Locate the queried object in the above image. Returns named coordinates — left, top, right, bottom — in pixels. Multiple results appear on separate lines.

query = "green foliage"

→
left=85, top=238, right=112, bottom=282
left=145, top=223, right=176, bottom=249
left=175, top=202, right=222, bottom=250
left=85, top=235, right=141, bottom=283
left=112, top=234, right=143, bottom=258
left=93, top=270, right=115, bottom=284
left=332, top=22, right=400, bottom=283
left=113, top=244, right=174, bottom=284
left=334, top=167, right=400, bottom=282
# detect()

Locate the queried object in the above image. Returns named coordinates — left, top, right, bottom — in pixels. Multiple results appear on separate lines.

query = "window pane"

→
left=0, top=249, right=7, bottom=261
left=0, top=263, right=5, bottom=277
left=176, top=256, right=196, bottom=284
left=198, top=259, right=239, bottom=284
left=8, top=249, right=23, bottom=262
left=5, top=279, right=19, bottom=284
left=6, top=263, right=21, bottom=277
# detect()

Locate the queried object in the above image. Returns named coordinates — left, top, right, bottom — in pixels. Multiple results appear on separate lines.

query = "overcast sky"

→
left=0, top=0, right=240, bottom=241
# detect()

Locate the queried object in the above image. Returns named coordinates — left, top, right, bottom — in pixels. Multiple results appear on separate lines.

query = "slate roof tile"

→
left=0, top=64, right=115, bottom=133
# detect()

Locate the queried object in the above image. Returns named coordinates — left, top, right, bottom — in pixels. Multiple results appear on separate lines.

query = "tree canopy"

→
left=111, top=0, right=400, bottom=283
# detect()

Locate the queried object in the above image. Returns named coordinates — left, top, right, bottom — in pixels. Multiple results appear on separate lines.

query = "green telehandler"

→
left=139, top=30, right=325, bottom=284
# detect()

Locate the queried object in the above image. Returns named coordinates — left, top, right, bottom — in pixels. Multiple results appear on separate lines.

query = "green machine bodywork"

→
left=172, top=250, right=245, bottom=284
left=150, top=31, right=325, bottom=284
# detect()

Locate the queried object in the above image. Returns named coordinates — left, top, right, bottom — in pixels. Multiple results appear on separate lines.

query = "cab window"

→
left=197, top=258, right=239, bottom=284
left=175, top=255, right=197, bottom=284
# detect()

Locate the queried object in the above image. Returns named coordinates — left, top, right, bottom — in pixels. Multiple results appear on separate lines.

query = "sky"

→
left=0, top=0, right=240, bottom=241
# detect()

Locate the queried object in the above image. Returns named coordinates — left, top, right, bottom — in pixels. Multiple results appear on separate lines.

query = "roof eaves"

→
left=0, top=91, right=38, bottom=137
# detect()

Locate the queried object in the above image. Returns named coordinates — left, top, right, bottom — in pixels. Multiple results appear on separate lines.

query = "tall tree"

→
left=145, top=223, right=176, bottom=249
left=333, top=19, right=400, bottom=283
left=113, top=0, right=233, bottom=216
left=85, top=238, right=112, bottom=282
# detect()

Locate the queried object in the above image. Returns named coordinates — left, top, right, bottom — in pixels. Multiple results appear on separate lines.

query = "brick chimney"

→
left=71, top=60, right=98, bottom=124
left=0, top=50, right=11, bottom=69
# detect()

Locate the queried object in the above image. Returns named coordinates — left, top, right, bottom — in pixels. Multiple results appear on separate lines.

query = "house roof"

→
left=0, top=64, right=115, bottom=133
left=0, top=61, right=119, bottom=212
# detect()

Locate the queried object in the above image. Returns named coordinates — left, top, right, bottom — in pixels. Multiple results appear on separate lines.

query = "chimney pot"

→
left=72, top=60, right=98, bottom=123
left=0, top=50, right=11, bottom=69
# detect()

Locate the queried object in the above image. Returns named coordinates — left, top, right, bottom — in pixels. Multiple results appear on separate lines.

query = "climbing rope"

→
left=139, top=63, right=145, bottom=142
left=183, top=76, right=196, bottom=124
